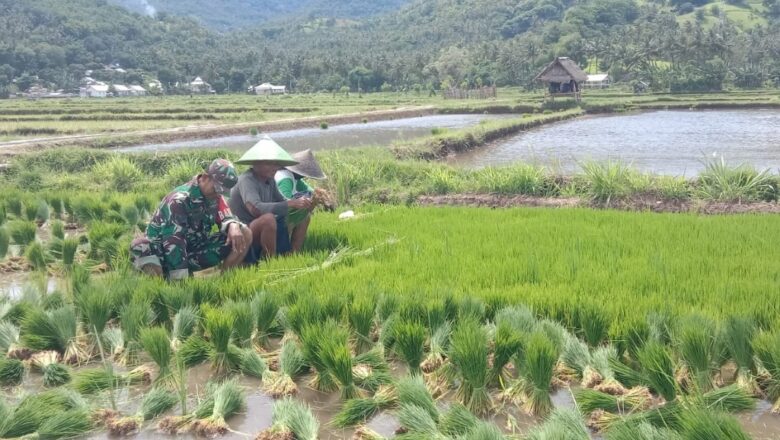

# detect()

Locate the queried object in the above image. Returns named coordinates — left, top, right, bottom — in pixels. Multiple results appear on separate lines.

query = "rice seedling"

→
left=121, top=205, right=139, bottom=226
left=37, top=409, right=93, bottom=440
left=678, top=407, right=750, bottom=440
left=605, top=419, right=682, bottom=440
left=7, top=220, right=37, bottom=249
left=421, top=321, right=450, bottom=374
left=50, top=220, right=65, bottom=240
left=458, top=297, right=485, bottom=322
left=577, top=305, right=610, bottom=347
left=157, top=382, right=217, bottom=434
left=379, top=313, right=398, bottom=354
left=30, top=350, right=71, bottom=387
left=106, top=387, right=178, bottom=435
left=170, top=304, right=199, bottom=349
left=448, top=319, right=491, bottom=415
left=61, top=237, right=79, bottom=266
left=753, top=329, right=780, bottom=411
left=300, top=320, right=346, bottom=392
left=25, top=241, right=47, bottom=271
left=397, top=403, right=445, bottom=439
left=21, top=306, right=83, bottom=364
left=238, top=347, right=267, bottom=378
left=687, top=384, right=756, bottom=413
left=0, top=320, right=27, bottom=359
left=515, top=331, right=559, bottom=416
left=609, top=357, right=645, bottom=389
left=439, top=402, right=479, bottom=436
left=0, top=227, right=9, bottom=259
left=322, top=337, right=362, bottom=399
left=76, top=286, right=113, bottom=341
left=139, top=326, right=175, bottom=386
left=178, top=334, right=211, bottom=368
left=590, top=346, right=628, bottom=395
left=6, top=196, right=23, bottom=218
left=35, top=200, right=50, bottom=224
left=353, top=348, right=392, bottom=392
left=574, top=388, right=651, bottom=414
left=459, top=421, right=506, bottom=440
left=204, top=307, right=239, bottom=376
left=226, top=300, right=254, bottom=348
left=255, top=397, right=319, bottom=440
left=252, top=291, right=279, bottom=349
left=490, top=320, right=522, bottom=386
left=0, top=357, right=25, bottom=385
left=349, top=295, right=376, bottom=354
left=191, top=378, right=245, bottom=437
left=637, top=341, right=677, bottom=402
left=561, top=333, right=591, bottom=380
left=332, top=386, right=398, bottom=427
left=722, top=316, right=758, bottom=394
left=262, top=339, right=307, bottom=397
left=674, top=314, right=717, bottom=392
left=395, top=374, right=438, bottom=422
left=394, top=320, right=426, bottom=376
left=0, top=391, right=71, bottom=438
left=72, top=368, right=118, bottom=394
left=525, top=408, right=589, bottom=440
left=119, top=300, right=153, bottom=366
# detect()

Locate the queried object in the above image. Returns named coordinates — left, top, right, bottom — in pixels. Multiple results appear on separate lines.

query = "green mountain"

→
left=108, top=0, right=411, bottom=30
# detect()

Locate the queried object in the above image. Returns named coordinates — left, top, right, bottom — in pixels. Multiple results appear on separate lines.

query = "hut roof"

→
left=535, top=57, right=588, bottom=83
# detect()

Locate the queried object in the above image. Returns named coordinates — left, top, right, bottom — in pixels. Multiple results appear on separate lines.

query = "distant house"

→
left=252, top=83, right=286, bottom=95
left=190, top=76, right=214, bottom=94
left=80, top=83, right=109, bottom=98
left=584, top=73, right=611, bottom=89
left=148, top=80, right=163, bottom=92
left=129, top=85, right=147, bottom=96
left=535, top=57, right=588, bottom=101
left=113, top=84, right=131, bottom=97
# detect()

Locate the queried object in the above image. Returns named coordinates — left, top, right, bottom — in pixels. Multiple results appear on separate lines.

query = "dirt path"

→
left=0, top=106, right=436, bottom=159
left=417, top=193, right=780, bottom=214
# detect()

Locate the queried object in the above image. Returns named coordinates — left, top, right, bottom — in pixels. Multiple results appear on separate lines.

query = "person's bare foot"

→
left=141, top=263, right=163, bottom=277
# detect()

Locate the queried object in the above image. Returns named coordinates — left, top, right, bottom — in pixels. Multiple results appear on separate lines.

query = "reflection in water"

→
left=118, top=114, right=514, bottom=154
left=453, top=110, right=780, bottom=176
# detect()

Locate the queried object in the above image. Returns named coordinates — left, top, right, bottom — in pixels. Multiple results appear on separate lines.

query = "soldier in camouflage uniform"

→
left=130, top=159, right=252, bottom=280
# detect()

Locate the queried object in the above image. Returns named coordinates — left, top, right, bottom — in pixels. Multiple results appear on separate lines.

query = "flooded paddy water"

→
left=451, top=109, right=780, bottom=176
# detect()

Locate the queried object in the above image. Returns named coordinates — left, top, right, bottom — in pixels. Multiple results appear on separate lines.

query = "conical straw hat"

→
left=236, top=135, right=298, bottom=166
left=287, top=149, right=326, bottom=179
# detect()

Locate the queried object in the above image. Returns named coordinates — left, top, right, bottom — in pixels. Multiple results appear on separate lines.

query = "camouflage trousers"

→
left=130, top=233, right=232, bottom=279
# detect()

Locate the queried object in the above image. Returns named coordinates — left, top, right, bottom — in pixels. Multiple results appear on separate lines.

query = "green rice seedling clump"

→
left=753, top=329, right=780, bottom=410
left=394, top=320, right=426, bottom=376
left=514, top=331, right=559, bottom=416
left=36, top=409, right=93, bottom=440
left=321, top=336, right=361, bottom=399
left=395, top=374, right=438, bottom=422
left=439, top=402, right=480, bottom=436
left=0, top=227, right=9, bottom=259
left=332, top=386, right=397, bottom=427
left=107, top=386, right=178, bottom=435
left=31, top=350, right=71, bottom=387
left=21, top=306, right=82, bottom=364
left=448, top=319, right=492, bottom=415
left=300, top=320, right=346, bottom=392
left=674, top=314, right=717, bottom=392
left=637, top=341, right=677, bottom=402
left=237, top=347, right=267, bottom=378
left=722, top=316, right=758, bottom=394
left=678, top=407, right=750, bottom=440
left=252, top=291, right=279, bottom=349
left=119, top=300, right=153, bottom=365
left=25, top=241, right=47, bottom=271
left=204, top=307, right=239, bottom=376
left=262, top=339, right=307, bottom=398
left=191, top=379, right=245, bottom=437
left=139, top=326, right=174, bottom=386
left=397, top=403, right=444, bottom=438
left=50, top=220, right=65, bottom=240
left=526, top=407, right=589, bottom=440
left=349, top=295, right=375, bottom=354
left=8, top=220, right=36, bottom=248
left=491, top=320, right=522, bottom=385
left=256, top=397, right=318, bottom=440
left=171, top=305, right=199, bottom=349
left=178, top=335, right=211, bottom=368
left=0, top=357, right=25, bottom=385
left=605, top=420, right=682, bottom=440
left=227, top=300, right=254, bottom=348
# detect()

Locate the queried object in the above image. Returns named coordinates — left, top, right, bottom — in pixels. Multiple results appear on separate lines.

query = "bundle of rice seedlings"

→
left=574, top=388, right=651, bottom=414
left=349, top=296, right=376, bottom=354
left=0, top=226, right=9, bottom=259
left=170, top=305, right=198, bottom=346
left=262, top=339, right=306, bottom=397
left=395, top=375, right=438, bottom=422
left=0, top=390, right=81, bottom=438
left=72, top=368, right=119, bottom=394
left=107, top=387, right=178, bottom=435
left=439, top=402, right=479, bottom=437
left=458, top=297, right=485, bottom=322
left=397, top=403, right=446, bottom=439
left=61, top=237, right=79, bottom=266
left=255, top=397, right=319, bottom=440
left=139, top=326, right=175, bottom=386
left=51, top=220, right=65, bottom=240
left=0, top=320, right=30, bottom=359
left=421, top=321, right=451, bottom=374
left=322, top=337, right=362, bottom=399
left=252, top=291, right=279, bottom=350
left=300, top=320, right=346, bottom=392
left=227, top=300, right=255, bottom=348
left=722, top=316, right=759, bottom=395
left=511, top=331, right=559, bottom=416
left=459, top=421, right=505, bottom=440
left=191, top=379, right=246, bottom=437
left=674, top=314, right=717, bottom=392
left=609, top=357, right=645, bottom=389
left=238, top=347, right=267, bottom=379
left=21, top=306, right=84, bottom=364
left=353, top=348, right=392, bottom=393
left=119, top=300, right=153, bottom=366
left=332, top=386, right=398, bottom=427
left=31, top=350, right=71, bottom=387
left=525, top=407, right=589, bottom=440
left=561, top=333, right=591, bottom=380
left=0, top=357, right=25, bottom=385
left=352, top=426, right=387, bottom=440
left=448, top=319, right=492, bottom=415
left=688, top=384, right=756, bottom=413
left=36, top=409, right=93, bottom=440
left=605, top=419, right=682, bottom=440
left=490, top=320, right=522, bottom=386
left=577, top=305, right=609, bottom=347
left=158, top=382, right=217, bottom=434
left=284, top=295, right=324, bottom=338
left=591, top=346, right=628, bottom=395
left=178, top=335, right=211, bottom=368
left=379, top=314, right=398, bottom=354
left=637, top=341, right=677, bottom=402
left=753, top=329, right=780, bottom=411
left=8, top=220, right=36, bottom=248
left=394, top=320, right=426, bottom=376
left=204, top=307, right=239, bottom=376
left=76, top=287, right=113, bottom=354
left=678, top=407, right=750, bottom=440
left=425, top=298, right=447, bottom=335
left=25, top=241, right=47, bottom=271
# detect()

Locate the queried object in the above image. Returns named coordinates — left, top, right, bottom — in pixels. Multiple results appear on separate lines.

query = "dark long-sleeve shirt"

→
left=229, top=170, right=289, bottom=224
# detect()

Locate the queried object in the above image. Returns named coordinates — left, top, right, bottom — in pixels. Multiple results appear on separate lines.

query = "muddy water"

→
left=116, top=114, right=514, bottom=154
left=451, top=109, right=780, bottom=176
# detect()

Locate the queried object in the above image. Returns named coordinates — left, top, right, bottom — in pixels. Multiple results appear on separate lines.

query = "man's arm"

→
left=237, top=176, right=289, bottom=218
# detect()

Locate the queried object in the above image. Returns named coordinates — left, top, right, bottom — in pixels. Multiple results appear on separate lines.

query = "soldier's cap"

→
left=203, top=158, right=239, bottom=196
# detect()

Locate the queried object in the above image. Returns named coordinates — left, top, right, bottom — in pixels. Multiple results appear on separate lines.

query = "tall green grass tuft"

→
left=258, top=397, right=318, bottom=440
left=490, top=320, right=522, bottom=385
left=674, top=314, right=717, bottom=392
left=92, top=156, right=143, bottom=193
left=581, top=160, right=634, bottom=203
left=518, top=331, right=559, bottom=416
left=697, top=156, right=774, bottom=202
left=448, top=319, right=492, bottom=415
left=139, top=327, right=174, bottom=386
left=0, top=357, right=25, bottom=385
left=394, top=320, right=426, bottom=376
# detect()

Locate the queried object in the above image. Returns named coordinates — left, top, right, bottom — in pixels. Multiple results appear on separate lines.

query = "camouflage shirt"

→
left=145, top=178, right=239, bottom=278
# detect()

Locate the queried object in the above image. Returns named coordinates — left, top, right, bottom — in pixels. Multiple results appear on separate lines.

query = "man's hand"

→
left=226, top=223, right=247, bottom=253
left=288, top=197, right=312, bottom=210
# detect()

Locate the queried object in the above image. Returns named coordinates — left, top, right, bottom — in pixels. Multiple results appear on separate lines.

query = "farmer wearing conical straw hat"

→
left=229, top=135, right=311, bottom=260
left=274, top=149, right=330, bottom=252
left=130, top=159, right=252, bottom=280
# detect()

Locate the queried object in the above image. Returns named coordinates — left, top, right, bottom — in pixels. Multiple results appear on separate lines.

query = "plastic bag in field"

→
left=338, top=210, right=355, bottom=220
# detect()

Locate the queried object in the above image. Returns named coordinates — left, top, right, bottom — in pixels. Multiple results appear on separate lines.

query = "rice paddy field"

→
left=0, top=144, right=779, bottom=439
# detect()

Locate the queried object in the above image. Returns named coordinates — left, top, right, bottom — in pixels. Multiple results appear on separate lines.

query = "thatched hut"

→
left=535, top=57, right=588, bottom=101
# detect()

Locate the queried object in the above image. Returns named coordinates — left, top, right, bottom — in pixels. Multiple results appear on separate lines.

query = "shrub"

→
left=164, top=160, right=201, bottom=188
left=320, top=121, right=329, bottom=129
left=697, top=157, right=774, bottom=202
left=92, top=156, right=143, bottom=192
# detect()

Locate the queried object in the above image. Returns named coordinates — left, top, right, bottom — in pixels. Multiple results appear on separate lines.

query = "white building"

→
left=129, top=85, right=147, bottom=96
left=190, top=76, right=214, bottom=94
left=79, top=83, right=109, bottom=98
left=252, top=83, right=286, bottom=95
left=113, top=84, right=131, bottom=96
left=584, top=73, right=611, bottom=89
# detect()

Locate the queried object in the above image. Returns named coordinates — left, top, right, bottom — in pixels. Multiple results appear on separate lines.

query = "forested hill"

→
left=108, top=0, right=411, bottom=31
left=1, top=0, right=779, bottom=96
